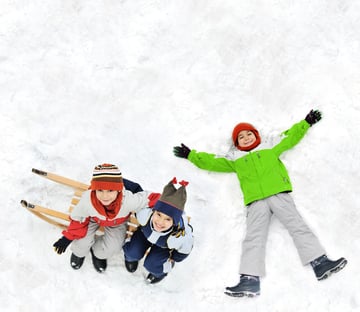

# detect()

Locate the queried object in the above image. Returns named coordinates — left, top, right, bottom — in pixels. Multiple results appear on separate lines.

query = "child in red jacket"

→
left=53, top=164, right=159, bottom=273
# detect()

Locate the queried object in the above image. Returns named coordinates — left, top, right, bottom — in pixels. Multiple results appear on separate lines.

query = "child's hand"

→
left=173, top=143, right=191, bottom=159
left=53, top=236, right=72, bottom=254
left=305, top=109, right=322, bottom=126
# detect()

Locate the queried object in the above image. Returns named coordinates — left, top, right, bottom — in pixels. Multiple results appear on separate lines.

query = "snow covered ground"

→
left=1, top=1, right=360, bottom=311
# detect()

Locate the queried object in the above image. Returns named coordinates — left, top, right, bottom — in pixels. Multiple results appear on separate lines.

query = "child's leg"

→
left=239, top=200, right=272, bottom=277
left=92, top=223, right=127, bottom=259
left=269, top=193, right=326, bottom=264
left=71, top=220, right=99, bottom=257
left=144, top=245, right=172, bottom=277
left=123, top=229, right=152, bottom=262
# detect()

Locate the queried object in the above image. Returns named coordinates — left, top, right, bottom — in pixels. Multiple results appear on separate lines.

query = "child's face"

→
left=95, top=190, right=119, bottom=206
left=237, top=130, right=256, bottom=149
left=152, top=211, right=174, bottom=232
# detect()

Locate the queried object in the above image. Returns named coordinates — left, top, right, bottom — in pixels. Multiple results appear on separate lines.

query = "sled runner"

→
left=20, top=200, right=70, bottom=230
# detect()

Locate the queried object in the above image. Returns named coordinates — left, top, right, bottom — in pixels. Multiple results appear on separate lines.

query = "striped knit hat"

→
left=90, top=164, right=123, bottom=191
left=154, top=177, right=188, bottom=224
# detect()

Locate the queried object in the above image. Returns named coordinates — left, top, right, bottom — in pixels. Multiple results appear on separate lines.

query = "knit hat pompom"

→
left=232, top=122, right=261, bottom=151
left=153, top=177, right=188, bottom=224
left=90, top=163, right=123, bottom=191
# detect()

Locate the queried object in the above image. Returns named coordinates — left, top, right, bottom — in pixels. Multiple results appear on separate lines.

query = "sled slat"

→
left=32, top=168, right=89, bottom=191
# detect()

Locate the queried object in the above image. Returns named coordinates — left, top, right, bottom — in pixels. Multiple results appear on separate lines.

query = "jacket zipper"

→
left=249, top=152, right=265, bottom=198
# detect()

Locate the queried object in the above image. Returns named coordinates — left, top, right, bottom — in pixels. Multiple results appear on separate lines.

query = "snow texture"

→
left=1, top=1, right=359, bottom=311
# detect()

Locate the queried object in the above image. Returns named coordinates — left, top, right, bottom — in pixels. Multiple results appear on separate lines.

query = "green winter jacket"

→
left=188, top=120, right=311, bottom=205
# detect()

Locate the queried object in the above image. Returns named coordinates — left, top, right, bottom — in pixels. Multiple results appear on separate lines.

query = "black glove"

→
left=53, top=236, right=72, bottom=254
left=173, top=143, right=191, bottom=159
left=305, top=109, right=322, bottom=126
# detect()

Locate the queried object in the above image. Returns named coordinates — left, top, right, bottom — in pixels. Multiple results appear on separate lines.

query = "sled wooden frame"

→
left=21, top=200, right=70, bottom=230
left=21, top=168, right=141, bottom=234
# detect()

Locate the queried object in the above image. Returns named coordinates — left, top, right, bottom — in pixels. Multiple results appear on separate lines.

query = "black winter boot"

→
left=90, top=248, right=107, bottom=273
left=311, top=255, right=347, bottom=280
left=125, top=260, right=138, bottom=273
left=146, top=273, right=167, bottom=284
left=224, top=275, right=260, bottom=297
left=70, top=253, right=85, bottom=270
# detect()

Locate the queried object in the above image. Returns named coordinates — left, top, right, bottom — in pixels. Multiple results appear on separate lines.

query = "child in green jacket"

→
left=173, top=109, right=347, bottom=298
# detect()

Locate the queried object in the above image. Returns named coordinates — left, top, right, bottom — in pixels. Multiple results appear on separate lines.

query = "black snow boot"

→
left=224, top=275, right=260, bottom=297
left=90, top=248, right=107, bottom=273
left=70, top=253, right=85, bottom=270
left=146, top=273, right=167, bottom=284
left=311, top=255, right=347, bottom=280
left=125, top=260, right=138, bottom=273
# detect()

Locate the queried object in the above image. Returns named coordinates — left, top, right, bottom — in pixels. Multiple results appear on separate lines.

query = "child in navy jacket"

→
left=123, top=178, right=194, bottom=284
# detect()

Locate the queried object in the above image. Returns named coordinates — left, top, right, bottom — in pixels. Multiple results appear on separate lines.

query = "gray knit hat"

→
left=153, top=177, right=188, bottom=224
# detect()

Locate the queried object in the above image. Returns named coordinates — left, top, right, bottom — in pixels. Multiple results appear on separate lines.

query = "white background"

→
left=1, top=1, right=359, bottom=311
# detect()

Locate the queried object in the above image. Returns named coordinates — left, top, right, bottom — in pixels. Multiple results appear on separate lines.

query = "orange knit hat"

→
left=232, top=122, right=261, bottom=151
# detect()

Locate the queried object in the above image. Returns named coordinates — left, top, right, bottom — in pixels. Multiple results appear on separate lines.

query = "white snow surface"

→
left=1, top=1, right=360, bottom=311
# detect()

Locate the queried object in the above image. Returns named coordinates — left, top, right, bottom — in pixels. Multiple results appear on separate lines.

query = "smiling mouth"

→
left=154, top=223, right=164, bottom=230
left=244, top=139, right=255, bottom=145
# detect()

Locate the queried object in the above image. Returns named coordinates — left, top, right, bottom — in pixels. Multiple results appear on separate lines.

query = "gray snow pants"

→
left=239, top=193, right=326, bottom=277
left=71, top=219, right=127, bottom=259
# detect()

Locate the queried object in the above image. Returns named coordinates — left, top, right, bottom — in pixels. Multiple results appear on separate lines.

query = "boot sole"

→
left=146, top=274, right=167, bottom=284
left=224, top=290, right=260, bottom=298
left=317, top=258, right=347, bottom=280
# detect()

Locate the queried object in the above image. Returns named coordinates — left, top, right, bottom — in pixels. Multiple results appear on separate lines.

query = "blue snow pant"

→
left=123, top=229, right=172, bottom=278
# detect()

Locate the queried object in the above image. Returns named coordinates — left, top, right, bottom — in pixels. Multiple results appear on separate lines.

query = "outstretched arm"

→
left=273, top=109, right=322, bottom=156
left=173, top=143, right=235, bottom=172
